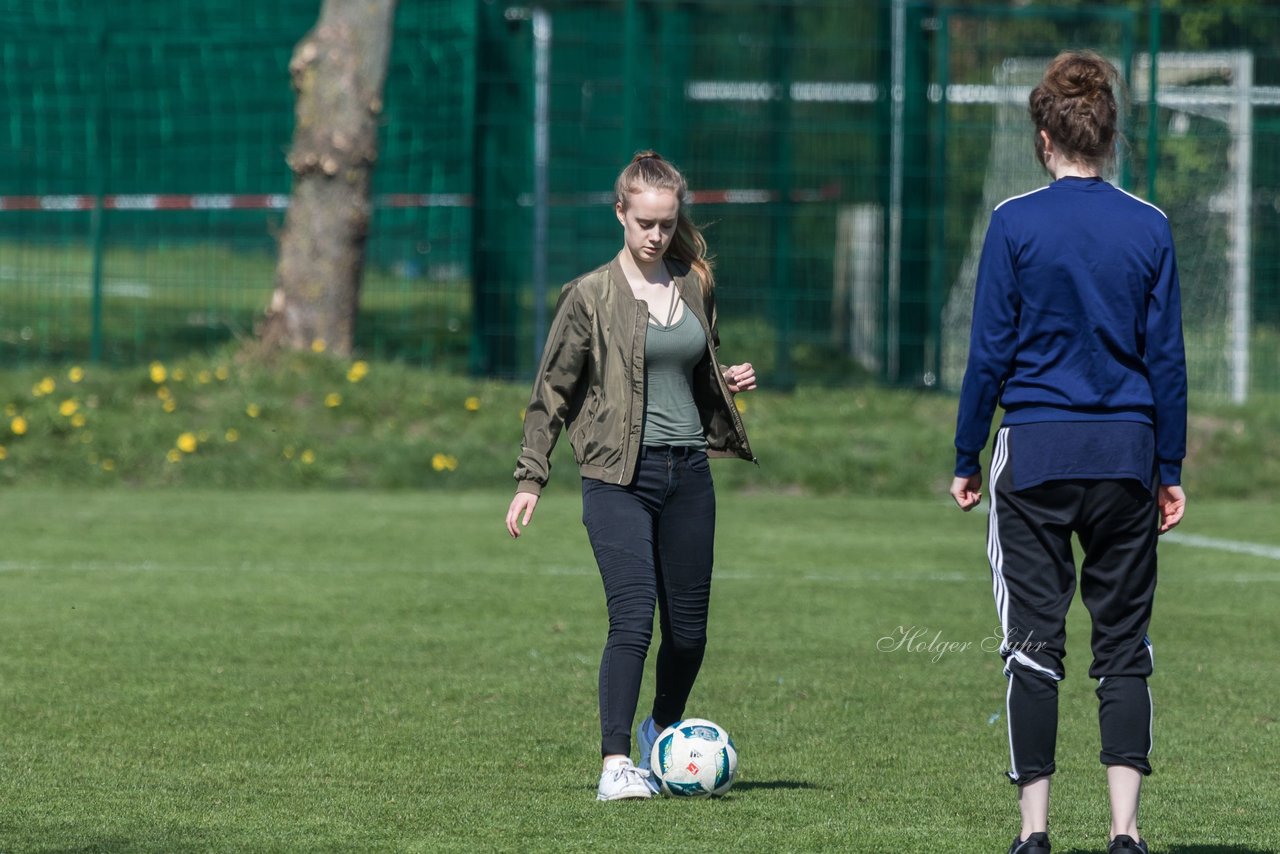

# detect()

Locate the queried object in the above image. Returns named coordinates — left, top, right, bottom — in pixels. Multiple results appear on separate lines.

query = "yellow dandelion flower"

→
left=431, top=453, right=459, bottom=472
left=282, top=446, right=295, bottom=460
left=734, top=398, right=747, bottom=414
left=311, top=338, right=326, bottom=353
left=163, top=399, right=177, bottom=413
left=176, top=432, right=198, bottom=454
left=102, top=459, right=115, bottom=472
left=166, top=449, right=182, bottom=463
left=464, top=396, right=481, bottom=412
left=324, top=392, right=342, bottom=408
left=38, top=377, right=56, bottom=395
left=173, top=368, right=187, bottom=382
left=71, top=414, right=87, bottom=429
left=197, top=370, right=212, bottom=384
left=301, top=449, right=316, bottom=465
left=149, top=362, right=167, bottom=384
left=246, top=403, right=261, bottom=418
left=10, top=416, right=28, bottom=436
left=347, top=360, right=369, bottom=383
left=215, top=365, right=230, bottom=381
left=0, top=446, right=6, bottom=460
left=225, top=428, right=240, bottom=443
left=156, top=386, right=172, bottom=400
left=68, top=366, right=85, bottom=383
left=59, top=399, right=79, bottom=417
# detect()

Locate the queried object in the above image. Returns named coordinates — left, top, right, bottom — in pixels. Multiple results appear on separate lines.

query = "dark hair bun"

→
left=1028, top=50, right=1120, bottom=171
left=1043, top=53, right=1112, bottom=100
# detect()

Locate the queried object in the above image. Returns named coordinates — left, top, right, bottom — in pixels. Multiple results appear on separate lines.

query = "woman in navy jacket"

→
left=950, top=51, right=1187, bottom=854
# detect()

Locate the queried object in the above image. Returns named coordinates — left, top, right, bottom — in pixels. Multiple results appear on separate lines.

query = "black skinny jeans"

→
left=581, top=445, right=716, bottom=758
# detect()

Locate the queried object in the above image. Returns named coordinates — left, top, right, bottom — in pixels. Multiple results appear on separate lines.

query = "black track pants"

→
left=987, top=428, right=1157, bottom=785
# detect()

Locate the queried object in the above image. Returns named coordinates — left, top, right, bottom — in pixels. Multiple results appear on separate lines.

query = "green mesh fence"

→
left=0, top=0, right=474, bottom=366
left=2, top=1, right=1279, bottom=399
left=470, top=1, right=887, bottom=383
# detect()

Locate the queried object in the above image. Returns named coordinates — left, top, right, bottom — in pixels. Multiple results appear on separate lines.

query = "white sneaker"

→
left=596, top=757, right=655, bottom=801
left=636, top=716, right=662, bottom=793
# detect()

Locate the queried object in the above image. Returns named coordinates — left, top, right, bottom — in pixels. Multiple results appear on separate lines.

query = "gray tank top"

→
left=642, top=306, right=706, bottom=448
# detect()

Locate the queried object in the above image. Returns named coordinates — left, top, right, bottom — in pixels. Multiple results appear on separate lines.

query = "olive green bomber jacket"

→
left=513, top=255, right=755, bottom=496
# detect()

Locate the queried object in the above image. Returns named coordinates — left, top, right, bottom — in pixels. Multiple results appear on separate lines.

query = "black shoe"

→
left=1108, top=835, right=1148, bottom=853
left=1009, top=832, right=1051, bottom=854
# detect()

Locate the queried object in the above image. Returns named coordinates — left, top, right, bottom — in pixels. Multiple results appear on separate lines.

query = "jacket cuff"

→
left=955, top=450, right=981, bottom=479
left=1158, top=460, right=1182, bottom=487
left=515, top=479, right=544, bottom=497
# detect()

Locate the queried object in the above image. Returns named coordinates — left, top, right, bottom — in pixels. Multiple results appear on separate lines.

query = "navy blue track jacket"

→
left=954, top=177, right=1188, bottom=486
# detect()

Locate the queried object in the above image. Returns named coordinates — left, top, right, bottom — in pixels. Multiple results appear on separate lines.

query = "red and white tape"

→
left=0, top=193, right=471, bottom=212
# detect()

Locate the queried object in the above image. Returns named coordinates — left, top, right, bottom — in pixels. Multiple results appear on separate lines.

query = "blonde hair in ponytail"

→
left=614, top=150, right=714, bottom=295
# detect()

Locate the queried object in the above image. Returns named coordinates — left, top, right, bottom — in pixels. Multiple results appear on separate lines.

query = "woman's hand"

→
left=950, top=474, right=983, bottom=511
left=506, top=492, right=539, bottom=538
left=724, top=363, right=757, bottom=393
left=1157, top=484, right=1186, bottom=534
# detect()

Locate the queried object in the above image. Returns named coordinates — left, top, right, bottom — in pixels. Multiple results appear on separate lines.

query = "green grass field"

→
left=0, top=488, right=1275, bottom=853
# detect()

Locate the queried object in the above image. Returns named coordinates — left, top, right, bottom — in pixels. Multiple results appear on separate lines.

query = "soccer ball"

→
left=649, top=718, right=737, bottom=797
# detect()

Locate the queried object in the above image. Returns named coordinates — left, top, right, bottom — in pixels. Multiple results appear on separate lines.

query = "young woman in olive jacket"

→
left=505, top=152, right=756, bottom=801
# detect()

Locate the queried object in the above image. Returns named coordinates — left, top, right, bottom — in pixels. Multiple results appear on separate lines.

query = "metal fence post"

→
left=1147, top=0, right=1160, bottom=203
left=89, top=13, right=109, bottom=363
left=622, top=0, right=638, bottom=155
left=770, top=3, right=795, bottom=390
left=531, top=8, right=551, bottom=367
left=927, top=7, right=949, bottom=389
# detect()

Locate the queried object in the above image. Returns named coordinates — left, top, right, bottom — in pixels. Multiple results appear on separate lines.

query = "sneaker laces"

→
left=606, top=761, right=652, bottom=787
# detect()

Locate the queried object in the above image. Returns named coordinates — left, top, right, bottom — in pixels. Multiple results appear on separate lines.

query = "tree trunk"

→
left=260, top=0, right=398, bottom=357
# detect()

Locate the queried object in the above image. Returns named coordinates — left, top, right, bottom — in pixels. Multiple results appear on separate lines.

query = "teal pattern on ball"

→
left=664, top=780, right=706, bottom=797
left=655, top=732, right=675, bottom=774
left=713, top=748, right=732, bottom=790
left=681, top=724, right=718, bottom=740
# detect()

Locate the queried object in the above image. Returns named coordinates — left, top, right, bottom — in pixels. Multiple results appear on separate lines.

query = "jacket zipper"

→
left=618, top=302, right=647, bottom=484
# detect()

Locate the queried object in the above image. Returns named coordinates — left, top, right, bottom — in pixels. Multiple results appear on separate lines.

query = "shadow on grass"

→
left=1056, top=847, right=1272, bottom=854
left=578, top=779, right=819, bottom=796
left=732, top=779, right=820, bottom=792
